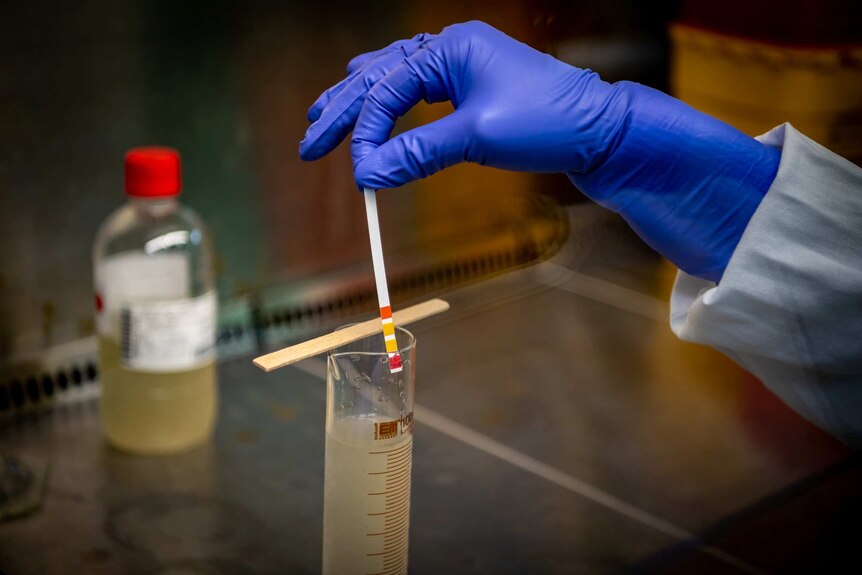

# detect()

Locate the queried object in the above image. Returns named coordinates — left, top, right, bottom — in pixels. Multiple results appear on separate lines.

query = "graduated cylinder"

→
left=323, top=327, right=416, bottom=575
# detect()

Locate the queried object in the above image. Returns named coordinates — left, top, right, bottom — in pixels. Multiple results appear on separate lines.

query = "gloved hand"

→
left=300, top=21, right=781, bottom=282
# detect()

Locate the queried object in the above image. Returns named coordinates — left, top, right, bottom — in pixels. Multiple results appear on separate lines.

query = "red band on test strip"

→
left=389, top=354, right=402, bottom=371
left=380, top=306, right=392, bottom=319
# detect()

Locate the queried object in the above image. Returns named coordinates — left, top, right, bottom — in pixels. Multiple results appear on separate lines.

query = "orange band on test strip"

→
left=380, top=306, right=392, bottom=319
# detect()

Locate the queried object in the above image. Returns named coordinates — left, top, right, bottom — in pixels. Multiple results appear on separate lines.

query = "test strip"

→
left=364, top=188, right=403, bottom=373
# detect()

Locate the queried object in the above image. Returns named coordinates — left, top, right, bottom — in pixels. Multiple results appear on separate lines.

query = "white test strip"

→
left=363, top=188, right=403, bottom=373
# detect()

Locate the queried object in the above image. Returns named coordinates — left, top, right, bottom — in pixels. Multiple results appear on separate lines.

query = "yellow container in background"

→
left=670, top=24, right=862, bottom=164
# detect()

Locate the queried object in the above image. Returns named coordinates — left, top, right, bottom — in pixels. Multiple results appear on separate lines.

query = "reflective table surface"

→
left=1, top=214, right=857, bottom=574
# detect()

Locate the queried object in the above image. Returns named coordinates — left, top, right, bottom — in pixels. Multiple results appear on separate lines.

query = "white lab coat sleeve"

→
left=669, top=123, right=862, bottom=446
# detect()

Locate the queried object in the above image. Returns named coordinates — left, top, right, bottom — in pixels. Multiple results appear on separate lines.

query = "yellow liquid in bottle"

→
left=98, top=336, right=217, bottom=455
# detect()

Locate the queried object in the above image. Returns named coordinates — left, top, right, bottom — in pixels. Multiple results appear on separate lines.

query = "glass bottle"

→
left=92, top=147, right=217, bottom=454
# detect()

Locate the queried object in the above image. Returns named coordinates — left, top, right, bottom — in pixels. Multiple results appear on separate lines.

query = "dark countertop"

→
left=0, top=251, right=857, bottom=574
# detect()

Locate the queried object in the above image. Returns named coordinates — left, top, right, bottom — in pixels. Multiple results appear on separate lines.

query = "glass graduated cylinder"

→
left=323, top=327, right=416, bottom=575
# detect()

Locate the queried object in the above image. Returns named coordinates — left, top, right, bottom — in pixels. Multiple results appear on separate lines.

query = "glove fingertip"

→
left=307, top=106, right=323, bottom=123
left=298, top=142, right=316, bottom=162
left=299, top=135, right=327, bottom=161
left=354, top=154, right=387, bottom=189
left=354, top=151, right=414, bottom=190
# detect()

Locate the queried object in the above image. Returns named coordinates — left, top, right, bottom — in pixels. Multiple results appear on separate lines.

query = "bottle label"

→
left=120, top=291, right=216, bottom=372
left=95, top=251, right=189, bottom=337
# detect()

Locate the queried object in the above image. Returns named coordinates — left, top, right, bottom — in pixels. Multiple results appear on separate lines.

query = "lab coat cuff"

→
left=671, top=123, right=862, bottom=444
left=669, top=124, right=792, bottom=344
left=671, top=121, right=862, bottom=367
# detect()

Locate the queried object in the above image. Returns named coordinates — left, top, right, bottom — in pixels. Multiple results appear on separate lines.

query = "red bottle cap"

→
left=124, top=147, right=182, bottom=197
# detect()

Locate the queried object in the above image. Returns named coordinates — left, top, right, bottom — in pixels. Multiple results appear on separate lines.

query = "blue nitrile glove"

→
left=299, top=21, right=781, bottom=282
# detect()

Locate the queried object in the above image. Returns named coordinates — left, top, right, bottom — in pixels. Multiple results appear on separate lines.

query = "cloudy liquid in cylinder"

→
left=323, top=416, right=413, bottom=575
left=98, top=336, right=216, bottom=454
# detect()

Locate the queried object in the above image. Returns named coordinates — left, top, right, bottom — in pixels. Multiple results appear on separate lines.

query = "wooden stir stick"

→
left=252, top=298, right=449, bottom=372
